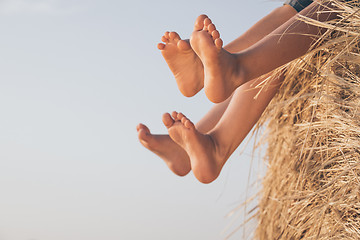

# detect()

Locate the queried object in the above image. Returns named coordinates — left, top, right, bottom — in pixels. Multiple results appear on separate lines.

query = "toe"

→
left=177, top=112, right=185, bottom=120
left=211, top=30, right=220, bottom=40
left=161, top=35, right=169, bottom=43
left=194, top=14, right=208, bottom=31
left=171, top=111, right=179, bottom=120
left=208, top=23, right=216, bottom=33
left=184, top=119, right=195, bottom=129
left=164, top=31, right=170, bottom=39
left=177, top=39, right=191, bottom=51
left=162, top=113, right=175, bottom=128
left=138, top=128, right=149, bottom=142
left=214, top=38, right=223, bottom=49
left=169, top=32, right=180, bottom=41
left=203, top=18, right=212, bottom=30
left=181, top=116, right=187, bottom=124
left=137, top=124, right=151, bottom=143
left=136, top=123, right=150, bottom=133
left=157, top=43, right=165, bottom=50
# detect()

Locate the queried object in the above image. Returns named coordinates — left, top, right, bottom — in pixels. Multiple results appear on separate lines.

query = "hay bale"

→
left=254, top=1, right=360, bottom=239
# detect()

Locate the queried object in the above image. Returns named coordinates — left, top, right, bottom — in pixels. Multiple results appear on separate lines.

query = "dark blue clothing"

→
left=284, top=0, right=354, bottom=12
left=284, top=0, right=313, bottom=12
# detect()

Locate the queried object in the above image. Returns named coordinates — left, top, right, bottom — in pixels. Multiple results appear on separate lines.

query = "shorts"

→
left=284, top=0, right=356, bottom=12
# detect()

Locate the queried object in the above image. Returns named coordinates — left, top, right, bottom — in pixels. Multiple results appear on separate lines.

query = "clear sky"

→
left=0, top=0, right=281, bottom=239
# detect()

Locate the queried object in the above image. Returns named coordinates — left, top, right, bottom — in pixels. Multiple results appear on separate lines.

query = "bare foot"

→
left=164, top=111, right=224, bottom=184
left=190, top=16, right=245, bottom=103
left=158, top=15, right=209, bottom=97
left=137, top=123, right=191, bottom=176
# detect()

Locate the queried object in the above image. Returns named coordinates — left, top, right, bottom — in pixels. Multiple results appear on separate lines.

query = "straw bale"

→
left=253, top=1, right=360, bottom=239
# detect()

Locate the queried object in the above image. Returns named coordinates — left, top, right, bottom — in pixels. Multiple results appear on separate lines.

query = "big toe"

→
left=137, top=124, right=151, bottom=139
left=162, top=113, right=175, bottom=128
left=138, top=128, right=149, bottom=142
left=194, top=14, right=208, bottom=31
left=137, top=123, right=150, bottom=134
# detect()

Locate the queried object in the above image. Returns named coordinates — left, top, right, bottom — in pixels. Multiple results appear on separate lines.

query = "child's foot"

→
left=163, top=111, right=224, bottom=184
left=137, top=123, right=191, bottom=176
left=158, top=15, right=208, bottom=97
left=190, top=16, right=245, bottom=103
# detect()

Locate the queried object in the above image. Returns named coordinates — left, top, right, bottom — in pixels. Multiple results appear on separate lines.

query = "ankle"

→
left=236, top=51, right=261, bottom=85
left=208, top=132, right=230, bottom=166
left=234, top=53, right=250, bottom=86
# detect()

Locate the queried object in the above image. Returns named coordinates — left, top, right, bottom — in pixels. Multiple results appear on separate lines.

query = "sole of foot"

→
left=157, top=15, right=210, bottom=97
left=136, top=123, right=191, bottom=176
left=190, top=16, right=243, bottom=103
left=163, top=111, right=223, bottom=183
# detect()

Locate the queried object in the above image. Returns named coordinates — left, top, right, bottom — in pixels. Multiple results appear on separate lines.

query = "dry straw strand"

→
left=240, top=0, right=360, bottom=239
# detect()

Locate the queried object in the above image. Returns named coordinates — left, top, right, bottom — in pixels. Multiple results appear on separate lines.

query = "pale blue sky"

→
left=0, top=0, right=281, bottom=239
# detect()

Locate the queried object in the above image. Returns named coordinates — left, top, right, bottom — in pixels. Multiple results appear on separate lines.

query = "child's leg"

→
left=141, top=4, right=295, bottom=179
left=164, top=72, right=283, bottom=183
left=159, top=5, right=296, bottom=98
left=136, top=94, right=232, bottom=176
left=191, top=1, right=338, bottom=103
